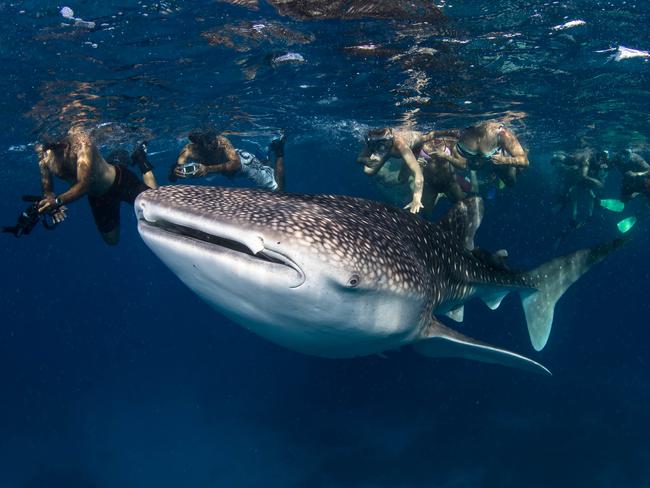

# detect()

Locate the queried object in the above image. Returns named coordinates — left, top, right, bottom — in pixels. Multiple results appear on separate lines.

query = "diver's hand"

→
left=38, top=192, right=57, bottom=214
left=50, top=205, right=68, bottom=224
left=404, top=199, right=424, bottom=214
left=588, top=178, right=604, bottom=189
left=173, top=163, right=207, bottom=178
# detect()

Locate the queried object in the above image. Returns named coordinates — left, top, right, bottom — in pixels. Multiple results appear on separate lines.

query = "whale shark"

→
left=135, top=185, right=621, bottom=375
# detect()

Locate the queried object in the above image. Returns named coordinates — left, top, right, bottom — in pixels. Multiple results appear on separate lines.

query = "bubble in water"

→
left=60, top=6, right=74, bottom=18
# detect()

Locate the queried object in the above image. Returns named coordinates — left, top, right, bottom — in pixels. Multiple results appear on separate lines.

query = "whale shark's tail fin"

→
left=520, top=239, right=625, bottom=351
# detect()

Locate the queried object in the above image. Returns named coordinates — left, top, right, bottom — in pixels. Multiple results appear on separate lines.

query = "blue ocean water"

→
left=1, top=1, right=650, bottom=486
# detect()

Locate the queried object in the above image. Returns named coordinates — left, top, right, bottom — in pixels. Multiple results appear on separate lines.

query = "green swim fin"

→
left=600, top=199, right=625, bottom=212
left=617, top=216, right=637, bottom=233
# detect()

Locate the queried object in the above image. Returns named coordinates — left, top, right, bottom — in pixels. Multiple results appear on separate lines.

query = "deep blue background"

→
left=1, top=1, right=650, bottom=486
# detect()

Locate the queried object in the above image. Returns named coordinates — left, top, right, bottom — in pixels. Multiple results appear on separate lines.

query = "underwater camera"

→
left=2, top=195, right=60, bottom=238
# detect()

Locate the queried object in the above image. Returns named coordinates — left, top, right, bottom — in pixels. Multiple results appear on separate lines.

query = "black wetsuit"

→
left=88, top=165, right=148, bottom=234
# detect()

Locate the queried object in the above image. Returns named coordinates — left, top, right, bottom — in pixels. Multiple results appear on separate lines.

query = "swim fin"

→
left=600, top=199, right=625, bottom=212
left=617, top=216, right=637, bottom=233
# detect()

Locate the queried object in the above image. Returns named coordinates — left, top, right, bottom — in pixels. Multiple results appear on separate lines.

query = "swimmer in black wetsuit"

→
left=37, top=127, right=158, bottom=245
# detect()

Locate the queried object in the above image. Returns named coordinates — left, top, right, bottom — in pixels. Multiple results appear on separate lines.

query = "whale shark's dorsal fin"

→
left=437, top=197, right=484, bottom=251
left=412, top=318, right=551, bottom=375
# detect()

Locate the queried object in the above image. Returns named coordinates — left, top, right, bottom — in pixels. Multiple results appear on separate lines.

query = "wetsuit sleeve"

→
left=491, top=129, right=529, bottom=167
left=57, top=142, right=92, bottom=204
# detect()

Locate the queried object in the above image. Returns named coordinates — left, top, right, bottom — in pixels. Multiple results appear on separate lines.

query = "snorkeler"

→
left=598, top=149, right=650, bottom=233
left=172, top=130, right=285, bottom=191
left=430, top=120, right=529, bottom=192
left=551, top=148, right=610, bottom=244
left=357, top=127, right=464, bottom=214
left=610, top=149, right=650, bottom=203
left=37, top=127, right=158, bottom=245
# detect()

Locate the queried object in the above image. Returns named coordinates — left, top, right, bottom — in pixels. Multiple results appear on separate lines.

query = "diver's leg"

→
left=269, top=134, right=285, bottom=192
left=274, top=156, right=285, bottom=192
left=587, top=190, right=595, bottom=218
left=470, top=170, right=480, bottom=194
left=132, top=142, right=158, bottom=189
left=101, top=227, right=120, bottom=246
left=446, top=175, right=466, bottom=202
left=89, top=194, right=121, bottom=246
left=496, top=166, right=517, bottom=187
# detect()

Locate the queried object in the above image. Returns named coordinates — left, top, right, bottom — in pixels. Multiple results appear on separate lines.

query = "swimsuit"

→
left=88, top=164, right=149, bottom=234
left=236, top=149, right=278, bottom=191
left=456, top=141, right=499, bottom=162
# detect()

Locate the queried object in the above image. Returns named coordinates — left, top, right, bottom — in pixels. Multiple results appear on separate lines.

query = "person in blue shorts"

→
left=171, top=130, right=285, bottom=191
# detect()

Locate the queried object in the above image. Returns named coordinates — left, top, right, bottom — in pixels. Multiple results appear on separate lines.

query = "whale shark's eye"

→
left=347, top=274, right=361, bottom=288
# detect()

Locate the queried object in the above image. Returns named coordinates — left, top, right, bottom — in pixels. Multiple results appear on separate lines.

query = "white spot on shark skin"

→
left=552, top=19, right=586, bottom=31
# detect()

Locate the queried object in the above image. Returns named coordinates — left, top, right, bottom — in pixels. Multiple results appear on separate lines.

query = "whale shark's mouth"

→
left=138, top=217, right=306, bottom=287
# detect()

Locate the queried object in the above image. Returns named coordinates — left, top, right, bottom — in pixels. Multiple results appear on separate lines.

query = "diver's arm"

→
left=204, top=138, right=241, bottom=175
left=580, top=158, right=604, bottom=188
left=630, top=154, right=650, bottom=172
left=38, top=149, right=54, bottom=196
left=433, top=150, right=468, bottom=170
left=396, top=142, right=424, bottom=214
left=626, top=169, right=650, bottom=178
left=491, top=130, right=529, bottom=167
left=176, top=145, right=192, bottom=166
left=56, top=144, right=93, bottom=204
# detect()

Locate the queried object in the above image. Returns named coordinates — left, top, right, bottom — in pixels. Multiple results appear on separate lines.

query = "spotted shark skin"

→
left=136, top=185, right=621, bottom=374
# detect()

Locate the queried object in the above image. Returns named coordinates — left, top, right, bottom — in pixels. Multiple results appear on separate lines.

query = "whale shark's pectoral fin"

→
left=412, top=318, right=551, bottom=375
left=444, top=305, right=464, bottom=322
left=437, top=197, right=483, bottom=250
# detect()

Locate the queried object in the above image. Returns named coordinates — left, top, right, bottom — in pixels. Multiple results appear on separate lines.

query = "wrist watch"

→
left=55, top=196, right=63, bottom=207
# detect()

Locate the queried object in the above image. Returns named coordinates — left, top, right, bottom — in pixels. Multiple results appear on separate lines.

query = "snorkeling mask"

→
left=365, top=129, right=394, bottom=154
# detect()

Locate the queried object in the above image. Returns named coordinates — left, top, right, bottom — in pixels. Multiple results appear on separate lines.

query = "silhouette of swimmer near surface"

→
left=135, top=186, right=623, bottom=374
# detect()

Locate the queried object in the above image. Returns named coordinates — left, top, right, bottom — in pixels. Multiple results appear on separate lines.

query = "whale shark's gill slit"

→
left=259, top=249, right=306, bottom=288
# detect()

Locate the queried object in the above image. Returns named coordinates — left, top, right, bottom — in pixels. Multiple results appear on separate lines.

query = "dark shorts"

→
left=88, top=165, right=149, bottom=234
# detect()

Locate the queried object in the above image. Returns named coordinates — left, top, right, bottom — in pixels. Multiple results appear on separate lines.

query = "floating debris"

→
left=552, top=20, right=586, bottom=31
left=613, top=46, right=650, bottom=62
